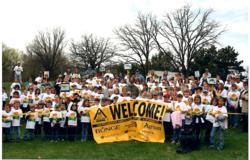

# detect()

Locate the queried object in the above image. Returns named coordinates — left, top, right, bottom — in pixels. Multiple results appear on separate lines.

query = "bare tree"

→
left=153, top=5, right=225, bottom=76
left=114, top=12, right=158, bottom=77
left=70, top=34, right=117, bottom=71
left=26, top=28, right=67, bottom=77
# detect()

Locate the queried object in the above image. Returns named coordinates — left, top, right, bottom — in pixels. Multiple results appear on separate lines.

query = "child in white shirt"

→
left=35, top=102, right=44, bottom=137
left=192, top=95, right=205, bottom=146
left=42, top=102, right=52, bottom=140
left=227, top=83, right=240, bottom=128
left=66, top=104, right=78, bottom=141
left=162, top=93, right=173, bottom=142
left=11, top=101, right=23, bottom=142
left=3, top=104, right=12, bottom=142
left=209, top=97, right=228, bottom=150
left=204, top=98, right=217, bottom=145
left=49, top=104, right=62, bottom=142
left=24, top=104, right=38, bottom=140
left=59, top=103, right=67, bottom=141
left=78, top=99, right=91, bottom=142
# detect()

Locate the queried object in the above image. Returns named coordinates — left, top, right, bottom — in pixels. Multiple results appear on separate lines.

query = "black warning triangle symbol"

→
left=94, top=108, right=107, bottom=122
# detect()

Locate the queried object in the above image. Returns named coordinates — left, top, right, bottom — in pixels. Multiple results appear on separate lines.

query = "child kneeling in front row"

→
left=209, top=97, right=228, bottom=150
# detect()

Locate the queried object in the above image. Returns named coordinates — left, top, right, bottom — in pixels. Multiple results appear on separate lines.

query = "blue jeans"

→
left=51, top=124, right=60, bottom=140
left=3, top=128, right=11, bottom=142
left=210, top=126, right=224, bottom=148
left=173, top=128, right=181, bottom=142
left=81, top=122, right=91, bottom=141
left=12, top=126, right=21, bottom=141
left=228, top=106, right=238, bottom=127
left=24, top=129, right=35, bottom=140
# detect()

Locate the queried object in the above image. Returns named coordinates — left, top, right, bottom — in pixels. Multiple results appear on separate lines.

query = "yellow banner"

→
left=89, top=100, right=168, bottom=144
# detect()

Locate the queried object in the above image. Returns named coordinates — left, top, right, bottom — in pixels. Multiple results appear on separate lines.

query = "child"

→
left=201, top=90, right=211, bottom=106
left=192, top=95, right=205, bottom=146
left=176, top=96, right=195, bottom=153
left=35, top=102, right=44, bottom=136
left=2, top=104, right=12, bottom=142
left=182, top=89, right=190, bottom=106
left=49, top=104, right=62, bottom=142
left=192, top=87, right=202, bottom=99
left=174, top=94, right=188, bottom=128
left=204, top=98, right=218, bottom=145
left=34, top=88, right=41, bottom=104
left=9, top=91, right=21, bottom=108
left=24, top=104, right=38, bottom=141
left=66, top=104, right=78, bottom=141
left=11, top=101, right=23, bottom=142
left=20, top=90, right=29, bottom=113
left=78, top=99, right=91, bottom=142
left=209, top=97, right=228, bottom=150
left=171, top=109, right=182, bottom=144
left=42, top=102, right=52, bottom=140
left=227, top=83, right=240, bottom=128
left=59, top=103, right=67, bottom=141
left=184, top=97, right=193, bottom=129
left=162, top=93, right=173, bottom=142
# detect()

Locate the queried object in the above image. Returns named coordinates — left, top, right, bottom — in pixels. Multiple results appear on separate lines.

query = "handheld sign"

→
left=194, top=71, right=200, bottom=78
left=124, top=64, right=132, bottom=70
left=60, top=83, right=70, bottom=92
left=207, top=78, right=216, bottom=85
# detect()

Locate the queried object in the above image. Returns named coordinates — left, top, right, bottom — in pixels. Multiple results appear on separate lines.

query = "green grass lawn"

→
left=3, top=128, right=248, bottom=160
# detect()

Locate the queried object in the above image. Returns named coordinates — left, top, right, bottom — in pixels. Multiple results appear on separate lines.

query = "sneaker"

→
left=217, top=146, right=224, bottom=150
left=209, top=145, right=215, bottom=149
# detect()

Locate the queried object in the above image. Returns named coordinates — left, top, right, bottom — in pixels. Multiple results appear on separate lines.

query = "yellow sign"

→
left=89, top=100, right=168, bottom=144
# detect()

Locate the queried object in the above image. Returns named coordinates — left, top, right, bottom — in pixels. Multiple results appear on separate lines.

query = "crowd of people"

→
left=2, top=67, right=248, bottom=153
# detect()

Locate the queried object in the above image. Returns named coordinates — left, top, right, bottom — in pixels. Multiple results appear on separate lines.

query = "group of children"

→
left=3, top=99, right=93, bottom=142
left=162, top=93, right=227, bottom=151
left=2, top=70, right=247, bottom=152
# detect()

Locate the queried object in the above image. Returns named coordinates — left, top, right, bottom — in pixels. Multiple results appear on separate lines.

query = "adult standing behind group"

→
left=13, top=62, right=23, bottom=84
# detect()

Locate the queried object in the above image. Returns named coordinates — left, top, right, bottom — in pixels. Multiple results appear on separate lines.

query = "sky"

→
left=1, top=0, right=249, bottom=67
